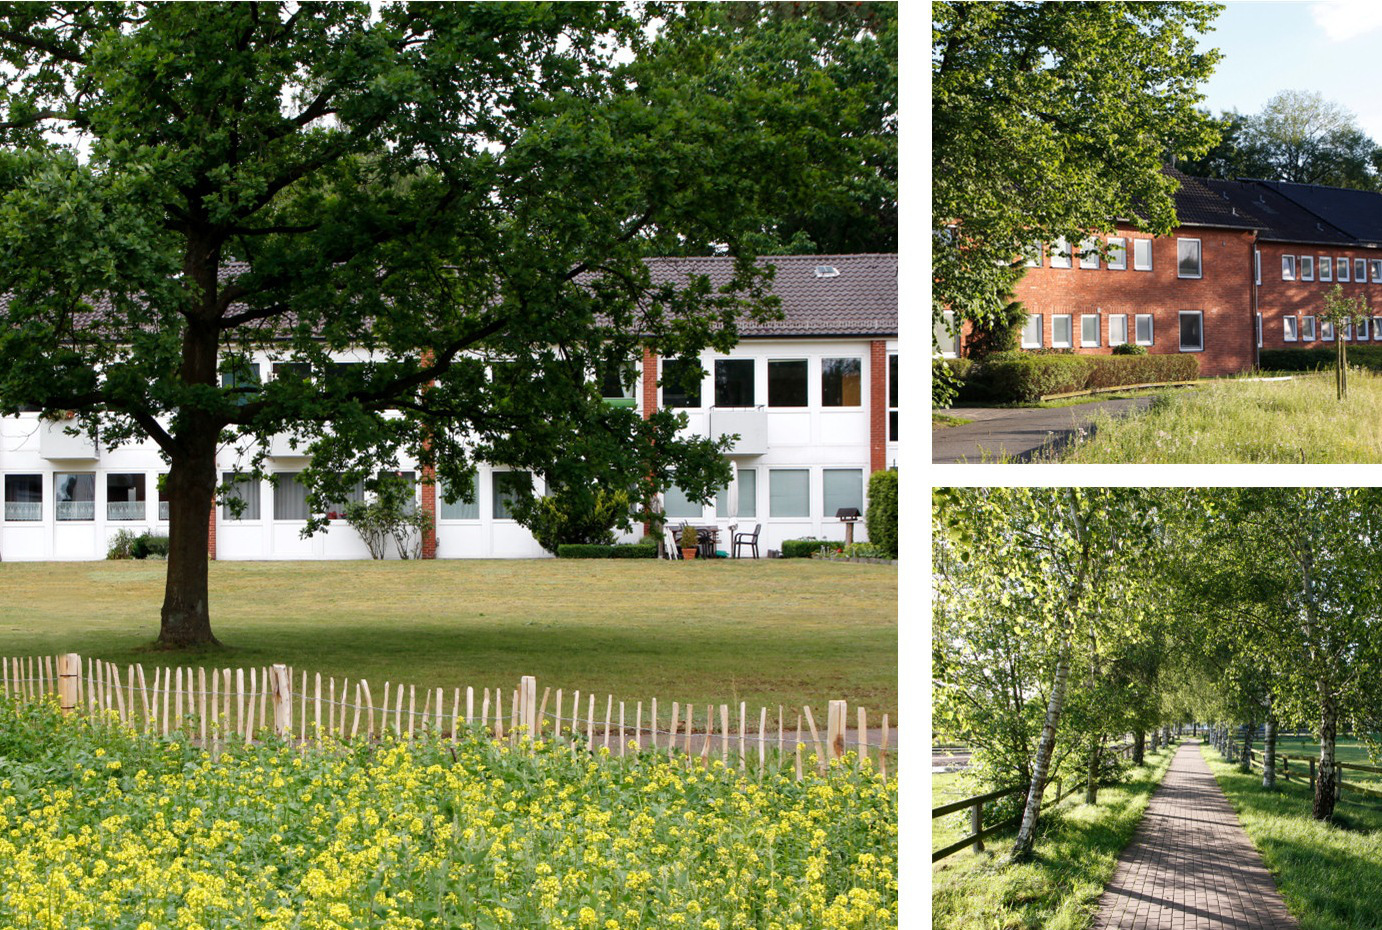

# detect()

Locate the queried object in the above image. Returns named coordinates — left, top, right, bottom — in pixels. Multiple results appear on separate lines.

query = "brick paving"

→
left=1092, top=740, right=1299, bottom=930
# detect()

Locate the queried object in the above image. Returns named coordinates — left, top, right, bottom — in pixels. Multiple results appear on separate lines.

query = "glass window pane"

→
left=1050, top=237, right=1071, bottom=268
left=1081, top=315, right=1100, bottom=346
left=1079, top=237, right=1099, bottom=269
left=1359, top=258, right=1370, bottom=280
left=823, top=469, right=863, bottom=519
left=4, top=474, right=42, bottom=521
left=1021, top=314, right=1042, bottom=348
left=1133, top=239, right=1152, bottom=270
left=1108, top=238, right=1127, bottom=269
left=664, top=485, right=703, bottom=519
left=273, top=362, right=311, bottom=383
left=661, top=359, right=702, bottom=408
left=1284, top=317, right=1298, bottom=341
left=1052, top=316, right=1072, bottom=347
left=1177, top=240, right=1201, bottom=277
left=274, top=473, right=307, bottom=520
left=106, top=473, right=146, bottom=521
left=221, top=363, right=261, bottom=406
left=888, top=354, right=898, bottom=442
left=820, top=358, right=861, bottom=407
left=1302, top=316, right=1316, bottom=340
left=222, top=473, right=261, bottom=521
left=1136, top=315, right=1154, bottom=344
left=492, top=472, right=528, bottom=520
left=440, top=474, right=478, bottom=520
left=714, top=359, right=755, bottom=407
left=716, top=469, right=756, bottom=518
left=1339, top=257, right=1350, bottom=281
left=1320, top=256, right=1332, bottom=281
left=769, top=469, right=809, bottom=518
left=55, top=472, right=95, bottom=521
left=158, top=475, right=169, bottom=521
left=767, top=360, right=808, bottom=407
left=600, top=358, right=637, bottom=400
left=1180, top=313, right=1203, bottom=350
left=1109, top=315, right=1128, bottom=346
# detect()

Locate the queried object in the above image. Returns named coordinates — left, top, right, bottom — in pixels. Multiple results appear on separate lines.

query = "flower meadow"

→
left=0, top=698, right=897, bottom=929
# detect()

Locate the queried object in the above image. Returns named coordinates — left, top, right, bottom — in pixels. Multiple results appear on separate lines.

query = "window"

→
left=106, top=474, right=145, bottom=521
left=1372, top=259, right=1382, bottom=283
left=1052, top=315, right=1073, bottom=348
left=158, top=476, right=169, bottom=521
left=714, top=359, right=755, bottom=407
left=1282, top=255, right=1296, bottom=280
left=663, top=485, right=704, bottom=519
left=1360, top=258, right=1370, bottom=281
left=1283, top=316, right=1299, bottom=342
left=1050, top=237, right=1072, bottom=269
left=1179, top=311, right=1204, bottom=352
left=716, top=469, right=756, bottom=518
left=1024, top=242, right=1042, bottom=267
left=767, top=360, right=809, bottom=407
left=439, top=474, right=479, bottom=520
left=1254, top=250, right=1261, bottom=285
left=1021, top=314, right=1042, bottom=349
left=1322, top=321, right=1336, bottom=341
left=820, top=358, right=862, bottom=407
left=933, top=310, right=961, bottom=358
left=768, top=469, right=810, bottom=518
left=1135, top=314, right=1154, bottom=346
left=1339, top=257, right=1350, bottom=282
left=823, top=469, right=864, bottom=520
left=1301, top=316, right=1317, bottom=341
left=273, top=362, right=311, bottom=383
left=661, top=359, right=702, bottom=408
left=1300, top=256, right=1314, bottom=281
left=221, top=363, right=261, bottom=406
left=222, top=473, right=261, bottom=521
left=599, top=357, right=637, bottom=403
left=1373, top=317, right=1382, bottom=340
left=1108, top=314, right=1129, bottom=347
left=273, top=473, right=308, bottom=520
left=1177, top=239, right=1202, bottom=278
left=4, top=474, right=41, bottom=521
left=55, top=472, right=95, bottom=521
left=1320, top=257, right=1332, bottom=282
left=1108, top=237, right=1127, bottom=270
left=1133, top=239, right=1153, bottom=271
left=1080, top=314, right=1100, bottom=347
left=492, top=472, right=530, bottom=520
left=888, top=354, right=898, bottom=442
left=1256, top=313, right=1262, bottom=348
left=1360, top=318, right=1370, bottom=341
left=324, top=476, right=366, bottom=516
left=1079, top=237, right=1100, bottom=270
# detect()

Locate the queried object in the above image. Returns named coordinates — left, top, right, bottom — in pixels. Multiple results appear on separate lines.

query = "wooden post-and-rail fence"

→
left=3, top=653, right=893, bottom=780
left=1234, top=744, right=1382, bottom=802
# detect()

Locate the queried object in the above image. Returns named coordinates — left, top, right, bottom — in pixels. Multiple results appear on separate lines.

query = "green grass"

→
left=931, top=745, right=1178, bottom=930
left=0, top=559, right=897, bottom=720
left=1269, top=737, right=1382, bottom=790
left=1032, top=385, right=1195, bottom=409
left=1202, top=744, right=1382, bottom=930
left=933, top=413, right=973, bottom=427
left=1048, top=371, right=1382, bottom=462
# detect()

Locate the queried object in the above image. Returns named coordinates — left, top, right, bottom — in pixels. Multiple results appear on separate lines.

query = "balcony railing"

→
left=56, top=500, right=96, bottom=521
left=107, top=501, right=146, bottom=521
left=4, top=501, right=41, bottom=522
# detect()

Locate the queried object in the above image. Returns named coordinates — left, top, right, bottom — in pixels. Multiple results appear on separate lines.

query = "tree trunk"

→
left=1150, top=728, right=1159, bottom=753
left=1085, top=736, right=1102, bottom=804
left=1314, top=692, right=1338, bottom=821
left=1240, top=719, right=1254, bottom=774
left=1133, top=729, right=1145, bottom=766
left=159, top=436, right=219, bottom=647
left=1010, top=644, right=1069, bottom=862
left=1262, top=714, right=1277, bottom=790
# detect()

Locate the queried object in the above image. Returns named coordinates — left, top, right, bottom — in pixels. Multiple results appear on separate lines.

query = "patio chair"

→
left=733, top=523, right=761, bottom=559
left=663, top=527, right=683, bottom=559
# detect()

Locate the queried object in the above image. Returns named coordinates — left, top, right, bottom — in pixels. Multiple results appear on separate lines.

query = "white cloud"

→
left=1312, top=0, right=1382, bottom=41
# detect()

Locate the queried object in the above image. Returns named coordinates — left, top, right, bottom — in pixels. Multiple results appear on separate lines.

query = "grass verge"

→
left=1048, top=371, right=1382, bottom=462
left=933, top=413, right=973, bottom=427
left=931, top=744, right=1178, bottom=930
left=1201, top=743, right=1382, bottom=930
left=0, top=559, right=898, bottom=720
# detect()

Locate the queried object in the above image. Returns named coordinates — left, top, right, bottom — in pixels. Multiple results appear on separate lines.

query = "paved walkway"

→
left=1092, top=741, right=1298, bottom=930
left=932, top=396, right=1156, bottom=463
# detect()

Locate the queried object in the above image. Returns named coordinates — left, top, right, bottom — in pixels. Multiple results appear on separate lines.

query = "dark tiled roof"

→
left=1200, top=178, right=1355, bottom=245
left=643, top=253, right=897, bottom=337
left=1165, top=168, right=1262, bottom=231
left=1255, top=180, right=1382, bottom=246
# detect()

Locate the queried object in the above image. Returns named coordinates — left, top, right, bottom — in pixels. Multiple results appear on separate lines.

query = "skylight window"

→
left=814, top=265, right=840, bottom=278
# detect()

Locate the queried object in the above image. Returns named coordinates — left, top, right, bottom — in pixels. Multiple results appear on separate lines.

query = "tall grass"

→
left=1051, top=371, right=1382, bottom=463
left=1202, top=745, right=1382, bottom=930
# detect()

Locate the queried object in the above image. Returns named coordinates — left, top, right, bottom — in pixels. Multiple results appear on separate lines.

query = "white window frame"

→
left=1254, top=249, right=1261, bottom=285
left=1320, top=256, right=1332, bottom=282
left=1133, top=238, right=1153, bottom=271
left=1079, top=237, right=1100, bottom=270
left=1025, top=242, right=1042, bottom=268
left=1359, top=258, right=1370, bottom=281
left=1108, top=237, right=1127, bottom=270
left=1134, top=314, right=1154, bottom=346
left=1300, top=256, right=1314, bottom=281
left=1301, top=315, right=1317, bottom=341
left=1338, top=257, right=1350, bottom=282
left=1176, top=238, right=1202, bottom=279
left=1021, top=313, right=1043, bottom=349
left=1322, top=320, right=1336, bottom=342
left=1052, top=314, right=1073, bottom=348
left=1283, top=316, right=1298, bottom=342
left=1108, top=314, right=1129, bottom=347
left=1282, top=255, right=1296, bottom=281
left=1372, top=259, right=1382, bottom=283
left=1373, top=317, right=1382, bottom=341
left=1178, top=311, right=1204, bottom=352
left=1256, top=313, right=1262, bottom=349
left=1080, top=314, right=1100, bottom=347
left=1050, top=237, right=1072, bottom=269
left=1360, top=318, right=1370, bottom=341
left=934, top=310, right=960, bottom=359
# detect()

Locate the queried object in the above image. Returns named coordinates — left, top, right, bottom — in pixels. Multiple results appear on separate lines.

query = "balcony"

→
left=708, top=406, right=767, bottom=456
left=39, top=419, right=98, bottom=459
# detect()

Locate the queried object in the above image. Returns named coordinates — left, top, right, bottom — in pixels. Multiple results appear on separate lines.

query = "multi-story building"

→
left=0, top=253, right=898, bottom=561
left=935, top=169, right=1382, bottom=376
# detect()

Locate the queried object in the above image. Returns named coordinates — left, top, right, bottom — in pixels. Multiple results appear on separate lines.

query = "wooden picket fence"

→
left=0, top=653, right=891, bottom=779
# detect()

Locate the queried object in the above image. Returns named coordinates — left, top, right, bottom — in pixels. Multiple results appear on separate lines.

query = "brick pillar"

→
left=420, top=464, right=438, bottom=559
left=869, top=339, right=887, bottom=474
left=207, top=502, right=217, bottom=560
left=641, top=346, right=659, bottom=537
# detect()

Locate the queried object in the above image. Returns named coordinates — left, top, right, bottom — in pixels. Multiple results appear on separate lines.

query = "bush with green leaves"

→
left=867, top=470, right=898, bottom=558
left=1112, top=342, right=1148, bottom=355
left=130, top=534, right=170, bottom=560
left=515, top=485, right=634, bottom=555
left=983, top=354, right=1199, bottom=402
left=106, top=529, right=140, bottom=560
left=343, top=474, right=434, bottom=560
left=556, top=543, right=658, bottom=559
left=781, top=538, right=847, bottom=558
left=1259, top=346, right=1382, bottom=371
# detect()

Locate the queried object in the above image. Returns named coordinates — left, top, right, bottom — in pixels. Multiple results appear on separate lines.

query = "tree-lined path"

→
left=1092, top=741, right=1298, bottom=930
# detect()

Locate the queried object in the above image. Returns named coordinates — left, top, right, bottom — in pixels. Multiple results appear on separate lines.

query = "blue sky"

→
left=1196, top=1, right=1382, bottom=137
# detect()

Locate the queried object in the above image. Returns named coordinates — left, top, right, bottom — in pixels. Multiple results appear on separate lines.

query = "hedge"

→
left=979, top=354, right=1199, bottom=402
left=866, top=470, right=898, bottom=559
left=555, top=543, right=658, bottom=559
left=1259, top=346, right=1382, bottom=371
left=129, top=534, right=170, bottom=559
left=780, top=539, right=846, bottom=559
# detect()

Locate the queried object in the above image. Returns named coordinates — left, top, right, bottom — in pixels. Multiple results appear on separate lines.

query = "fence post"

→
left=272, top=664, right=292, bottom=739
left=827, top=700, right=847, bottom=763
left=971, top=801, right=984, bottom=853
left=58, top=653, right=80, bottom=715
left=519, top=676, right=537, bottom=740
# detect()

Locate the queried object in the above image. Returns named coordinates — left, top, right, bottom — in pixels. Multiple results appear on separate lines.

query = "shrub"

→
left=781, top=538, right=846, bottom=558
left=1259, top=346, right=1382, bottom=371
left=129, top=533, right=170, bottom=559
left=106, top=529, right=140, bottom=560
left=982, top=354, right=1198, bottom=402
left=343, top=474, right=434, bottom=559
left=866, top=469, right=898, bottom=558
left=516, top=485, right=633, bottom=555
left=679, top=525, right=699, bottom=550
left=1112, top=342, right=1147, bottom=355
left=556, top=543, right=657, bottom=559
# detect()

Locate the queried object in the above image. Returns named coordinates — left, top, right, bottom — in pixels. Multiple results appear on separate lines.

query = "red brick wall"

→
left=420, top=464, right=437, bottom=559
left=207, top=503, right=216, bottom=560
left=1256, top=243, right=1382, bottom=351
left=641, top=345, right=658, bottom=419
left=1011, top=225, right=1257, bottom=376
left=870, top=340, right=886, bottom=473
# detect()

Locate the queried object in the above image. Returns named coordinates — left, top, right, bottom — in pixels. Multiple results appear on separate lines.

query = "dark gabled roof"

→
left=1200, top=177, right=1356, bottom=246
left=643, top=253, right=897, bottom=338
left=1255, top=180, right=1382, bottom=246
left=1164, top=168, right=1262, bottom=231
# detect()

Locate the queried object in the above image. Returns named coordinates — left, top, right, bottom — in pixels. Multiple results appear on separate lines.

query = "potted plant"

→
left=679, top=524, right=699, bottom=560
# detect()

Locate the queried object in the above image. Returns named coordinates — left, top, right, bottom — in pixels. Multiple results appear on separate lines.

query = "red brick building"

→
left=936, top=170, right=1382, bottom=376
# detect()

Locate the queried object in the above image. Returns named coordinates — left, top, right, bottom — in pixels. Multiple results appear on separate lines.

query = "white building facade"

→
left=0, top=254, right=897, bottom=561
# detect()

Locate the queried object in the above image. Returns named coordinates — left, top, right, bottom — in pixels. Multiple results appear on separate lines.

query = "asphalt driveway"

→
left=933, top=396, right=1157, bottom=463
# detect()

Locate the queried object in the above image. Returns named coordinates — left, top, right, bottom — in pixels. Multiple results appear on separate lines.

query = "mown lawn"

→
left=1202, top=745, right=1382, bottom=930
left=1268, top=736, right=1382, bottom=791
left=931, top=745, right=1178, bottom=930
left=0, top=559, right=898, bottom=720
left=1048, top=371, right=1382, bottom=463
